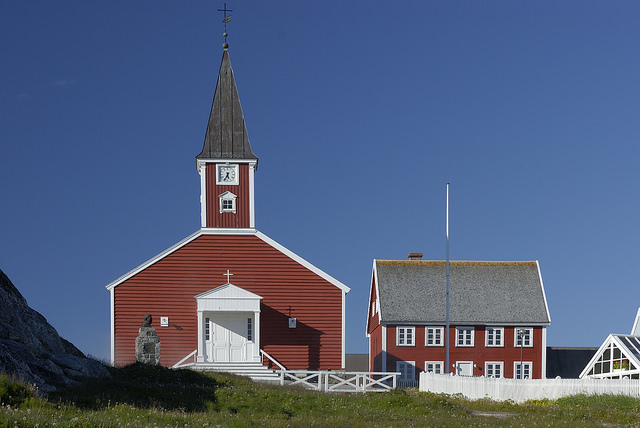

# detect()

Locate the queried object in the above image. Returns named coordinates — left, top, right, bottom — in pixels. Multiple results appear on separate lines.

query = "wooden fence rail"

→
left=278, top=371, right=401, bottom=393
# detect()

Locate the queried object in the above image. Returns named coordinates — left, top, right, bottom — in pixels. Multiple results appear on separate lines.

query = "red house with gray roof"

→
left=106, top=47, right=349, bottom=374
left=367, top=255, right=551, bottom=381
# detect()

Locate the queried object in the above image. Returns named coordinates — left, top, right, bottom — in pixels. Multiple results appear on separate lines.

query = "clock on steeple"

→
left=196, top=48, right=258, bottom=229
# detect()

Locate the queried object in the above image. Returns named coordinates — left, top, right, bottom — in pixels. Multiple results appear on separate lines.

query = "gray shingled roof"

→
left=197, top=49, right=258, bottom=163
left=375, top=260, right=550, bottom=325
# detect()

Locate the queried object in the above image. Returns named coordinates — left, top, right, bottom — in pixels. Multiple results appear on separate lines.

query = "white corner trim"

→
left=541, top=327, right=547, bottom=379
left=342, top=290, right=346, bottom=369
left=109, top=286, right=115, bottom=366
left=536, top=260, right=552, bottom=324
left=249, top=161, right=256, bottom=228
left=199, top=162, right=207, bottom=228
left=255, top=230, right=350, bottom=293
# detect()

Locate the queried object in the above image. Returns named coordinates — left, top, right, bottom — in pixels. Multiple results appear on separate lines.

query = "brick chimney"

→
left=408, top=252, right=423, bottom=260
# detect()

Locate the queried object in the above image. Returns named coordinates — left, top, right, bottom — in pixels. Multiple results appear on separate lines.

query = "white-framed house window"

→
left=426, top=327, right=444, bottom=346
left=397, top=326, right=415, bottom=346
left=514, top=362, right=533, bottom=379
left=425, top=361, right=444, bottom=374
left=485, top=362, right=504, bottom=378
left=219, top=191, right=237, bottom=213
left=514, top=327, right=533, bottom=348
left=456, top=327, right=474, bottom=347
left=485, top=327, right=504, bottom=347
left=396, top=361, right=415, bottom=381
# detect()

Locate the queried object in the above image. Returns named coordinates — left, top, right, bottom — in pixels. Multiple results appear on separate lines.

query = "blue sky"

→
left=2, top=1, right=640, bottom=361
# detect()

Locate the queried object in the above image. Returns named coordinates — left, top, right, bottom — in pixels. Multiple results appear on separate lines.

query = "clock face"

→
left=217, top=164, right=238, bottom=185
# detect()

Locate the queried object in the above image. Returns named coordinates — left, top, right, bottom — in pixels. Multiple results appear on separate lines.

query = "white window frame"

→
left=425, top=361, right=444, bottom=374
left=485, top=327, right=504, bottom=347
left=426, top=327, right=444, bottom=347
left=396, top=361, right=415, bottom=381
left=485, top=362, right=504, bottom=378
left=219, top=191, right=237, bottom=213
left=456, top=327, right=474, bottom=347
left=514, top=327, right=533, bottom=348
left=514, top=361, right=533, bottom=379
left=396, top=326, right=415, bottom=346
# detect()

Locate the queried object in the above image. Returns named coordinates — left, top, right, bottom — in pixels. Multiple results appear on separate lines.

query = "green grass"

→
left=2, top=365, right=640, bottom=426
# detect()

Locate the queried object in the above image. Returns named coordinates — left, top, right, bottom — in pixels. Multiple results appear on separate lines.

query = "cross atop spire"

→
left=223, top=269, right=233, bottom=283
left=218, top=3, right=233, bottom=49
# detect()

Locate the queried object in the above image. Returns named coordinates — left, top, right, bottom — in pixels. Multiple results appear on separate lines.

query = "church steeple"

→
left=197, top=49, right=258, bottom=162
left=197, top=49, right=258, bottom=230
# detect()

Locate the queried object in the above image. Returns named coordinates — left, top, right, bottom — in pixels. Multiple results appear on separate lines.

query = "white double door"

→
left=205, top=313, right=251, bottom=363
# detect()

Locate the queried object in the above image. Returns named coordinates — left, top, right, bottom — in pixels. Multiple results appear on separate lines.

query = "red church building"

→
left=106, top=47, right=349, bottom=373
left=367, top=255, right=550, bottom=382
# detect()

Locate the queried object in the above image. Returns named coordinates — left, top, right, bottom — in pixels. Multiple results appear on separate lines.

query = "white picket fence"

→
left=278, top=371, right=401, bottom=393
left=420, top=372, right=640, bottom=403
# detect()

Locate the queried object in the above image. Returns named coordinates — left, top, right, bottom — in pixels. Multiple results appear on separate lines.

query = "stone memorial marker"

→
left=135, top=314, right=161, bottom=365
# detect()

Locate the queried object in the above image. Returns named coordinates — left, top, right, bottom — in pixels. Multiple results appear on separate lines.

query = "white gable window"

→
left=485, top=362, right=504, bottom=378
left=397, top=326, right=415, bottom=346
left=219, top=191, right=237, bottom=213
left=514, top=362, right=532, bottom=379
left=426, top=327, right=444, bottom=346
left=425, top=361, right=444, bottom=374
left=456, top=327, right=474, bottom=347
left=486, top=327, right=504, bottom=347
left=396, top=361, right=415, bottom=381
left=515, top=327, right=533, bottom=348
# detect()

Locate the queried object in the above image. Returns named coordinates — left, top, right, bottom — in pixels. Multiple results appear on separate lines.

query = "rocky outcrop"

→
left=0, top=269, right=110, bottom=394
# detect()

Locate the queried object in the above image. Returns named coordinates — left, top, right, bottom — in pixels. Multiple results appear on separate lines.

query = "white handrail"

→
left=260, top=349, right=286, bottom=370
left=171, top=349, right=197, bottom=369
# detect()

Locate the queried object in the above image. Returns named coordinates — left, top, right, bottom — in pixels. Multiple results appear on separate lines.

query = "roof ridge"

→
left=375, top=260, right=537, bottom=266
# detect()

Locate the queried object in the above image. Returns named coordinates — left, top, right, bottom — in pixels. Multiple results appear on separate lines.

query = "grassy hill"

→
left=2, top=363, right=640, bottom=427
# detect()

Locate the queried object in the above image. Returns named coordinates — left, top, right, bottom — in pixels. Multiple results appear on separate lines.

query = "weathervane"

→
left=218, top=3, right=232, bottom=49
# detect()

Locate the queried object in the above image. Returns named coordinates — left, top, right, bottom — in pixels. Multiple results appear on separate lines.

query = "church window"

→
left=205, top=317, right=210, bottom=341
left=247, top=318, right=253, bottom=341
left=219, top=191, right=237, bottom=213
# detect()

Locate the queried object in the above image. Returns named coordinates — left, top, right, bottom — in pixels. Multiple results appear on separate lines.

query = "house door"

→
left=210, top=314, right=249, bottom=363
left=456, top=361, right=473, bottom=376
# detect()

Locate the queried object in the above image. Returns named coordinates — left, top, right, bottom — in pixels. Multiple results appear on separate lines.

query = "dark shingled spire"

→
left=197, top=49, right=258, bottom=163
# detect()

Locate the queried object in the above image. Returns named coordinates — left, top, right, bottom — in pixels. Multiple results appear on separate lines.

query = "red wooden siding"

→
left=205, top=163, right=251, bottom=228
left=366, top=276, right=379, bottom=335
left=113, top=234, right=344, bottom=370
left=378, top=325, right=545, bottom=379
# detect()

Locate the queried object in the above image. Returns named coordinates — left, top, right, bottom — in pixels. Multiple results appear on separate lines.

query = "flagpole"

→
left=445, top=182, right=450, bottom=374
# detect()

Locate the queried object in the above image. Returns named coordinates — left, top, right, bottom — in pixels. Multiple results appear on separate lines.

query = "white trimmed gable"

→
left=580, top=334, right=640, bottom=379
left=195, top=283, right=262, bottom=312
left=105, top=228, right=350, bottom=294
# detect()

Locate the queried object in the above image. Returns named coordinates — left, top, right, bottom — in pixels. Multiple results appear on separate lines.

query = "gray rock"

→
left=0, top=269, right=111, bottom=394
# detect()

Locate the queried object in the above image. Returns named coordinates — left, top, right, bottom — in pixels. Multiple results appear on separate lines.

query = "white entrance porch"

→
left=195, top=283, right=262, bottom=364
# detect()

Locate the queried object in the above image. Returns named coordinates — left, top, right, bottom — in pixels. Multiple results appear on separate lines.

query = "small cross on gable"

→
left=223, top=269, right=233, bottom=283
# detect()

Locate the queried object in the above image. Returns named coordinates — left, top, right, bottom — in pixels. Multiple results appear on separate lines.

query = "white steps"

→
left=193, top=361, right=280, bottom=382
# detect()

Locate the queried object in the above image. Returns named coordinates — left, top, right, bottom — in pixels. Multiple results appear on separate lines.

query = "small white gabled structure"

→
left=195, top=283, right=263, bottom=365
left=580, top=308, right=640, bottom=379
